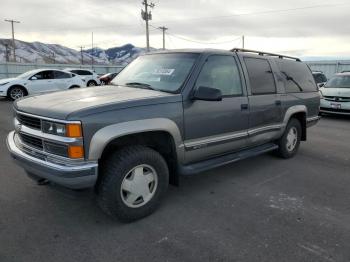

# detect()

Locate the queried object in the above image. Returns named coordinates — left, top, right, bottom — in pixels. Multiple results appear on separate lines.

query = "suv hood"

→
left=321, top=87, right=350, bottom=97
left=14, top=85, right=182, bottom=119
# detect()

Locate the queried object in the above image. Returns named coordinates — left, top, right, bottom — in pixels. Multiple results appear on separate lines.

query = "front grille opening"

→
left=19, top=133, right=43, bottom=150
left=43, top=142, right=68, bottom=157
left=16, top=113, right=41, bottom=130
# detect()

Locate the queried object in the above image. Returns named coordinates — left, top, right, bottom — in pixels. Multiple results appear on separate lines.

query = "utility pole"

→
left=141, top=0, right=155, bottom=52
left=5, top=44, right=10, bottom=62
left=242, top=35, right=245, bottom=49
left=91, top=32, right=94, bottom=69
left=51, top=52, right=56, bottom=64
left=4, top=19, right=20, bottom=62
left=79, top=46, right=85, bottom=65
left=158, top=26, right=168, bottom=50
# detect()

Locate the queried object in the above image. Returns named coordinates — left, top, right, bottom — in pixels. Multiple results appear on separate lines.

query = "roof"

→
left=335, top=72, right=350, bottom=76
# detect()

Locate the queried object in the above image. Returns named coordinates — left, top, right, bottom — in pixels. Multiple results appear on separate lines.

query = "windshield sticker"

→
left=152, top=68, right=175, bottom=76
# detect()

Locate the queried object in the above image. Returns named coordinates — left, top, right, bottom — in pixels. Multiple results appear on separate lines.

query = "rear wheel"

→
left=276, top=118, right=302, bottom=159
left=8, top=86, right=26, bottom=100
left=87, top=80, right=97, bottom=87
left=97, top=145, right=169, bottom=222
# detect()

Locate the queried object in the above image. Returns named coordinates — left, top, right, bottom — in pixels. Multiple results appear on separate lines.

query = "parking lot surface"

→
left=1, top=97, right=350, bottom=262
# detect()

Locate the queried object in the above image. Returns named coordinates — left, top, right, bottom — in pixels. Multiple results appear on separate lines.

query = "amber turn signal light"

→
left=66, top=124, right=82, bottom=138
left=68, top=145, right=84, bottom=159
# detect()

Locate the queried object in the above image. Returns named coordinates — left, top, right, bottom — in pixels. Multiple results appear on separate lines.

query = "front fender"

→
left=88, top=118, right=185, bottom=163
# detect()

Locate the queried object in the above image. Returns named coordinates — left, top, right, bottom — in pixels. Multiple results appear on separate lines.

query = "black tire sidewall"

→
left=278, top=118, right=302, bottom=158
left=98, top=146, right=169, bottom=222
left=8, top=86, right=25, bottom=100
left=87, top=80, right=96, bottom=86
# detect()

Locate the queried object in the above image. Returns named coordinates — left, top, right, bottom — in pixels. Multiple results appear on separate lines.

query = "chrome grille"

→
left=16, top=113, right=41, bottom=130
left=324, top=96, right=350, bottom=102
left=19, top=133, right=43, bottom=150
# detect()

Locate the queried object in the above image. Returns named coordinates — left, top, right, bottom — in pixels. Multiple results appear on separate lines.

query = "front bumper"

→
left=6, top=131, right=98, bottom=189
left=320, top=99, right=350, bottom=115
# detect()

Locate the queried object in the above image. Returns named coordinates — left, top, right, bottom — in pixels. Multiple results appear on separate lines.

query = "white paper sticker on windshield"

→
left=153, top=68, right=175, bottom=75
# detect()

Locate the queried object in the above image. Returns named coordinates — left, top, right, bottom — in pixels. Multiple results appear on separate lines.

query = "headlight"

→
left=42, top=121, right=82, bottom=138
left=0, top=82, right=9, bottom=86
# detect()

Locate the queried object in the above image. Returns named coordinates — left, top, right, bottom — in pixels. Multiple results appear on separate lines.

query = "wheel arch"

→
left=89, top=119, right=184, bottom=186
left=283, top=105, right=307, bottom=141
left=7, top=85, right=28, bottom=97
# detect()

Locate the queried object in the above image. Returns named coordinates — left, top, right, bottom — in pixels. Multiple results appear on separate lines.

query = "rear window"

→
left=71, top=70, right=92, bottom=76
left=244, top=58, right=276, bottom=95
left=277, top=60, right=317, bottom=92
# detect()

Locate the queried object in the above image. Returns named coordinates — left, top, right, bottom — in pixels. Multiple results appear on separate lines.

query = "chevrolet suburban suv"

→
left=7, top=49, right=320, bottom=221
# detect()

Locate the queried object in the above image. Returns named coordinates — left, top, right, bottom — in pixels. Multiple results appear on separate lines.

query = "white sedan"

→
left=0, top=69, right=85, bottom=100
left=320, top=72, right=350, bottom=115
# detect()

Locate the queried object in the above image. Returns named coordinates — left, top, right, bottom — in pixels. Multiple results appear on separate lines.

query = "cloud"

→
left=1, top=0, right=350, bottom=56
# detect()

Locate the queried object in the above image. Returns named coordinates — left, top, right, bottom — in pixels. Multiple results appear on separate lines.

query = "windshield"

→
left=325, top=75, right=350, bottom=88
left=17, top=70, right=37, bottom=79
left=111, top=53, right=199, bottom=92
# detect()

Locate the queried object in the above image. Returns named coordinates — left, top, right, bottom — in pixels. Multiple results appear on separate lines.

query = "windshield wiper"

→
left=125, top=82, right=155, bottom=90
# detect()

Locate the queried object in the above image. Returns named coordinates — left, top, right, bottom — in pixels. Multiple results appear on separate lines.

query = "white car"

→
left=64, top=68, right=101, bottom=87
left=320, top=72, right=350, bottom=115
left=0, top=69, right=85, bottom=100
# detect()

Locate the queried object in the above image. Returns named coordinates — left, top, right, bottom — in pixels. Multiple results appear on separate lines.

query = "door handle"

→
left=275, top=100, right=281, bottom=106
left=241, top=104, right=249, bottom=110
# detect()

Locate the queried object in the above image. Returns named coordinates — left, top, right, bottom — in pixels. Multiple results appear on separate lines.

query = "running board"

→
left=179, top=143, right=278, bottom=176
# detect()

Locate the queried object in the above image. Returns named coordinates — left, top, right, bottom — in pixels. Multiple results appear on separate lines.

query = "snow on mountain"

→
left=0, top=39, right=149, bottom=65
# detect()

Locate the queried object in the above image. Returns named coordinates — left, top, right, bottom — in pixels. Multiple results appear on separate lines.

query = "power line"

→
left=165, top=32, right=242, bottom=45
left=154, top=2, right=350, bottom=24
left=4, top=19, right=20, bottom=62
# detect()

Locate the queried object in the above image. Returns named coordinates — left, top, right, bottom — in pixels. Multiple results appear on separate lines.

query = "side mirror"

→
left=193, top=86, right=222, bottom=101
left=30, top=76, right=37, bottom=80
left=318, top=83, right=325, bottom=88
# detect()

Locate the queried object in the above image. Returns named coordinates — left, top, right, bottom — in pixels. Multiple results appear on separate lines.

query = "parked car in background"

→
left=312, top=71, right=327, bottom=87
left=319, top=72, right=350, bottom=115
left=65, top=68, right=101, bottom=87
left=0, top=69, right=85, bottom=100
left=7, top=49, right=320, bottom=221
left=99, top=72, right=119, bottom=85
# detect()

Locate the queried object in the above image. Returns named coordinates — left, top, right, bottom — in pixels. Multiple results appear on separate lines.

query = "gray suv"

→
left=7, top=48, right=320, bottom=221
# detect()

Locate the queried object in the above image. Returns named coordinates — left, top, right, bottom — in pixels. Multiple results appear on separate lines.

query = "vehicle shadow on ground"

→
left=320, top=113, right=350, bottom=121
left=41, top=152, right=280, bottom=226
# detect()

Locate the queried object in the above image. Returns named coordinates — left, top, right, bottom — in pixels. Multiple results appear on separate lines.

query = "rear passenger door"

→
left=53, top=70, right=73, bottom=90
left=242, top=57, right=283, bottom=145
left=183, top=55, right=249, bottom=163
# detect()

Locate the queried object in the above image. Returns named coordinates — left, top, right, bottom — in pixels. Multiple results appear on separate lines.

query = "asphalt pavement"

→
left=1, top=97, right=350, bottom=262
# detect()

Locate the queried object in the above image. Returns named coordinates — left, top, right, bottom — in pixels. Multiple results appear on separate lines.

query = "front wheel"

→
left=276, top=118, right=302, bottom=159
left=97, top=146, right=169, bottom=222
left=87, top=80, right=97, bottom=87
left=8, top=86, right=26, bottom=100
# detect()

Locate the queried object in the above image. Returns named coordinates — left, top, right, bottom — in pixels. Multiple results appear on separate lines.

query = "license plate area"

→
left=330, top=103, right=341, bottom=109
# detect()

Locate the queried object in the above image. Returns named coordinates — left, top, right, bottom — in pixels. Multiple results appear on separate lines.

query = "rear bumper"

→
left=6, top=131, right=98, bottom=189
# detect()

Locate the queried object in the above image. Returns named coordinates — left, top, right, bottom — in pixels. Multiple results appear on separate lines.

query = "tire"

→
left=97, top=145, right=169, bottom=222
left=276, top=118, right=302, bottom=159
left=8, top=86, right=27, bottom=100
left=87, top=80, right=97, bottom=87
left=100, top=81, right=106, bottom=86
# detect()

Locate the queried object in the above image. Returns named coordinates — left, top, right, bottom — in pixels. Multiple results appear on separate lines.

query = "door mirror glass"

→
left=193, top=86, right=222, bottom=101
left=30, top=76, right=37, bottom=80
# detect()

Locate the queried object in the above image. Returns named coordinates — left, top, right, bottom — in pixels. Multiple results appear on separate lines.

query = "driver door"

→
left=27, top=70, right=55, bottom=94
left=183, top=55, right=249, bottom=163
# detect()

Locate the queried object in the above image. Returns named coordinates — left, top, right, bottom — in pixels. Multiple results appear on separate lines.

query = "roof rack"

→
left=231, top=48, right=301, bottom=62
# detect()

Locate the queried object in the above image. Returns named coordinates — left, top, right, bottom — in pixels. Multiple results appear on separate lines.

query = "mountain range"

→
left=0, top=39, right=152, bottom=65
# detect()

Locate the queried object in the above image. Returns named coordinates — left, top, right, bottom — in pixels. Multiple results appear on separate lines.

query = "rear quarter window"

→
left=277, top=60, right=317, bottom=92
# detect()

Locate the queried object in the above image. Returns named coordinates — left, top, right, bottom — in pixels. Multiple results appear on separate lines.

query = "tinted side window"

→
left=54, top=71, right=71, bottom=79
left=313, top=73, right=327, bottom=84
left=244, top=58, right=276, bottom=95
left=33, top=70, right=54, bottom=80
left=195, top=55, right=243, bottom=96
left=277, top=60, right=317, bottom=92
left=78, top=70, right=92, bottom=75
